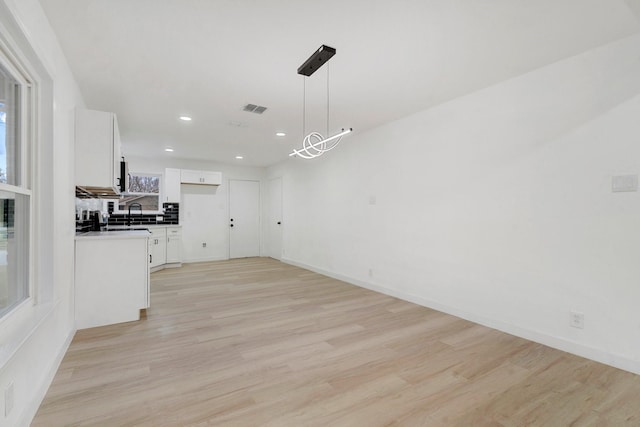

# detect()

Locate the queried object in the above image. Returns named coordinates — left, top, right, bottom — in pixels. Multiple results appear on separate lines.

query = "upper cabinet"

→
left=164, top=168, right=181, bottom=202
left=180, top=169, right=222, bottom=186
left=75, top=108, right=122, bottom=197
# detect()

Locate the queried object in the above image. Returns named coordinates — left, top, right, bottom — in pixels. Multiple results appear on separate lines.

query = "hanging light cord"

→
left=302, top=77, right=306, bottom=138
left=326, top=63, right=330, bottom=137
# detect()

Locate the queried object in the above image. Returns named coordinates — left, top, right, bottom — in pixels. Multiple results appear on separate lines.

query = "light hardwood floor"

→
left=32, top=258, right=640, bottom=426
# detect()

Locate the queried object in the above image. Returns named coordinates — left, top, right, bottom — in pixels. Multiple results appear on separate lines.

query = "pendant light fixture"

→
left=289, top=45, right=353, bottom=159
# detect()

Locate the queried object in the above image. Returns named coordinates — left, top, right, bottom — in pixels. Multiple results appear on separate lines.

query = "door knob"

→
left=277, top=222, right=281, bottom=225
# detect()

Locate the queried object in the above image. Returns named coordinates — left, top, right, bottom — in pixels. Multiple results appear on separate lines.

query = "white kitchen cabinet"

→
left=149, top=227, right=167, bottom=268
left=180, top=169, right=222, bottom=185
left=75, top=231, right=150, bottom=329
left=166, top=226, right=182, bottom=264
left=165, top=168, right=181, bottom=202
left=75, top=108, right=122, bottom=195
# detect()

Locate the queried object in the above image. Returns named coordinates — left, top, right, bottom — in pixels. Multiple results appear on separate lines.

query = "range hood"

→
left=75, top=161, right=128, bottom=199
left=75, top=185, right=121, bottom=199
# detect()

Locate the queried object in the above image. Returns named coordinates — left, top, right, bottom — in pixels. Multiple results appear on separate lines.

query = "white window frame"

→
left=0, top=35, right=35, bottom=322
left=115, top=171, right=163, bottom=214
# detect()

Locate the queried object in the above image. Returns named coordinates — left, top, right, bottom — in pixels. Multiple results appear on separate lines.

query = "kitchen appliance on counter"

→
left=91, top=210, right=108, bottom=231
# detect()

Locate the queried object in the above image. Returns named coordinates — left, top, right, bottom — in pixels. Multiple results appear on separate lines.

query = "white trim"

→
left=0, top=37, right=31, bottom=86
left=0, top=39, right=35, bottom=323
left=281, top=257, right=640, bottom=376
left=0, top=296, right=32, bottom=330
left=0, top=44, right=33, bottom=290
left=0, top=183, right=31, bottom=195
left=182, top=256, right=228, bottom=264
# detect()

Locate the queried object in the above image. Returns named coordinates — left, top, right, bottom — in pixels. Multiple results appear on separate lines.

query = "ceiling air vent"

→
left=242, top=104, right=267, bottom=114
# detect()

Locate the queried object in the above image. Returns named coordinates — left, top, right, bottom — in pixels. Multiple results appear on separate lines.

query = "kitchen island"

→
left=75, top=230, right=150, bottom=329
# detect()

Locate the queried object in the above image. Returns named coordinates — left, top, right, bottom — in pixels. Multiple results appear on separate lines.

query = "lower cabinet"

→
left=149, top=225, right=182, bottom=271
left=149, top=228, right=167, bottom=268
left=75, top=232, right=150, bottom=329
left=166, top=226, right=182, bottom=263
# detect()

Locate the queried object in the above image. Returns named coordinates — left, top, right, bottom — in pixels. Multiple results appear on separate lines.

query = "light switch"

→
left=368, top=195, right=377, bottom=205
left=612, top=175, right=638, bottom=192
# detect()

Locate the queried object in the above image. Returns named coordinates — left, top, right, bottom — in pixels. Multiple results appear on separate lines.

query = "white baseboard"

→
left=282, top=257, right=640, bottom=376
left=182, top=256, right=228, bottom=264
left=150, top=262, right=182, bottom=273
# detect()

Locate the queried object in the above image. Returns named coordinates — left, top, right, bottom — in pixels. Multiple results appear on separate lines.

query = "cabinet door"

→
left=154, top=237, right=167, bottom=267
left=202, top=171, right=222, bottom=185
left=149, top=229, right=167, bottom=267
left=165, top=168, right=181, bottom=202
left=180, top=169, right=222, bottom=185
left=180, top=169, right=202, bottom=184
left=75, top=109, right=119, bottom=191
left=166, top=227, right=182, bottom=263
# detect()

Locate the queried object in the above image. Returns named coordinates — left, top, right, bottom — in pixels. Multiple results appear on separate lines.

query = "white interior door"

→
left=267, top=177, right=283, bottom=259
left=229, top=180, right=260, bottom=258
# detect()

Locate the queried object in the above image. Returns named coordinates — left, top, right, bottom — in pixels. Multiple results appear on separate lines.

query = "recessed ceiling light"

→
left=276, top=132, right=286, bottom=137
left=165, top=148, right=174, bottom=152
left=179, top=116, right=192, bottom=121
left=235, top=156, right=244, bottom=160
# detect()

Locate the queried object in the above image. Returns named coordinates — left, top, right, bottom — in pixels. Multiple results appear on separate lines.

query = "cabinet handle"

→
left=150, top=254, right=152, bottom=263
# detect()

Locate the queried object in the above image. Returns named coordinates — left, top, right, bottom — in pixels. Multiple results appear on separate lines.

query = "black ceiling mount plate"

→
left=297, top=45, right=336, bottom=76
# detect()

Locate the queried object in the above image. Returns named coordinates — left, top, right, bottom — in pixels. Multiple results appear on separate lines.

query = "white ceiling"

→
left=39, top=0, right=640, bottom=167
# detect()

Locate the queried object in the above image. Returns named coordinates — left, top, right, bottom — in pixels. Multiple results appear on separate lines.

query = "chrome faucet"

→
left=127, top=202, right=143, bottom=226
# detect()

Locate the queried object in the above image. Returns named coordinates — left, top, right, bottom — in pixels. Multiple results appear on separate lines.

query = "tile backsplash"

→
left=107, top=202, right=179, bottom=226
left=75, top=199, right=179, bottom=232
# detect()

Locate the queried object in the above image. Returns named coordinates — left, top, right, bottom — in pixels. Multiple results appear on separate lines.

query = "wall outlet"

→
left=5, top=382, right=14, bottom=417
left=202, top=242, right=207, bottom=248
left=570, top=311, right=584, bottom=329
left=612, top=174, right=638, bottom=192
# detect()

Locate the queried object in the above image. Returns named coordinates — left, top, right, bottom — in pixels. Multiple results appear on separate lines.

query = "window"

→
left=118, top=173, right=161, bottom=212
left=0, top=49, right=32, bottom=319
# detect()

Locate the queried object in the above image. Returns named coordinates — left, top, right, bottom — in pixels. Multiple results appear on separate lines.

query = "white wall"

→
left=269, top=34, right=640, bottom=374
left=126, top=156, right=265, bottom=262
left=0, top=0, right=84, bottom=426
